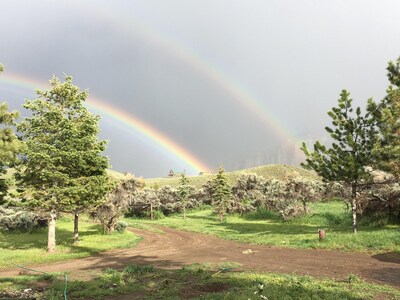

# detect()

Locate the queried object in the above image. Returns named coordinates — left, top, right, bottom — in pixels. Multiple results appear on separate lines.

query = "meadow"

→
left=0, top=215, right=141, bottom=269
left=126, top=201, right=400, bottom=254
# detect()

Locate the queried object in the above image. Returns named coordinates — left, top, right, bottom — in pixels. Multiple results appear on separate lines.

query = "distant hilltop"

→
left=144, top=164, right=319, bottom=188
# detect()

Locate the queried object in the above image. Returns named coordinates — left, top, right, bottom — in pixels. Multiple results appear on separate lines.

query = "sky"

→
left=1, top=0, right=400, bottom=178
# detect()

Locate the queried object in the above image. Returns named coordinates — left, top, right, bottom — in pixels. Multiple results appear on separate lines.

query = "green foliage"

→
left=371, top=57, right=400, bottom=178
left=0, top=65, right=23, bottom=203
left=211, top=164, right=232, bottom=222
left=177, top=173, right=195, bottom=218
left=114, top=220, right=128, bottom=232
left=17, top=75, right=111, bottom=213
left=123, top=264, right=154, bottom=275
left=16, top=75, right=113, bottom=249
left=301, top=90, right=377, bottom=185
left=301, top=90, right=379, bottom=233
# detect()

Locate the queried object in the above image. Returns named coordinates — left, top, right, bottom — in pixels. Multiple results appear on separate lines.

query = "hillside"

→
left=106, top=169, right=127, bottom=181
left=145, top=164, right=320, bottom=188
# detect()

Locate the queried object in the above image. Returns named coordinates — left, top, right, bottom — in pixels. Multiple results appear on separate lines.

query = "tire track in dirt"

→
left=1, top=226, right=399, bottom=287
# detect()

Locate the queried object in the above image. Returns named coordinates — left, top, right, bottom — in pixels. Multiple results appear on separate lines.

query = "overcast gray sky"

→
left=1, top=0, right=400, bottom=177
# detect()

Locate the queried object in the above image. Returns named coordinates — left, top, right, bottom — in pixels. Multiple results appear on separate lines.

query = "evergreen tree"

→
left=301, top=90, right=378, bottom=233
left=211, top=164, right=232, bottom=222
left=177, top=173, right=192, bottom=219
left=17, top=76, right=111, bottom=251
left=371, top=58, right=400, bottom=179
left=0, top=65, right=23, bottom=204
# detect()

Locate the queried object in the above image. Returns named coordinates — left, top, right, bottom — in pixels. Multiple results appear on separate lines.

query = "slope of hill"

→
left=106, top=169, right=127, bottom=181
left=145, top=164, right=319, bottom=188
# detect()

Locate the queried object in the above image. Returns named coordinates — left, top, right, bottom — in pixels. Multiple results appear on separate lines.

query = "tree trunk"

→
left=183, top=205, right=186, bottom=219
left=48, top=212, right=57, bottom=252
left=150, top=202, right=153, bottom=220
left=351, top=184, right=357, bottom=234
left=302, top=200, right=308, bottom=213
left=73, top=211, right=79, bottom=244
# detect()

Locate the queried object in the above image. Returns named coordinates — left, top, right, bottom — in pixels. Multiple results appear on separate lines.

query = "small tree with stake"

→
left=301, top=90, right=378, bottom=233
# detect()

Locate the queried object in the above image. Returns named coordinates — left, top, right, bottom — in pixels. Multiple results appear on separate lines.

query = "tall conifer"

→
left=17, top=76, right=111, bottom=251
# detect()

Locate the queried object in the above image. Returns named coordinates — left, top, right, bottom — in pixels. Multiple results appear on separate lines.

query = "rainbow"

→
left=71, top=2, right=304, bottom=159
left=0, top=72, right=211, bottom=174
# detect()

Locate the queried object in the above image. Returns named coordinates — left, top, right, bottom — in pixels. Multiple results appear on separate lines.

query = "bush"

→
left=0, top=207, right=47, bottom=232
left=148, top=210, right=164, bottom=220
left=115, top=220, right=128, bottom=233
left=244, top=207, right=281, bottom=221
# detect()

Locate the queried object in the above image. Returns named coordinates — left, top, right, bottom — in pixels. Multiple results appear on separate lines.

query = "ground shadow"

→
left=372, top=252, right=400, bottom=264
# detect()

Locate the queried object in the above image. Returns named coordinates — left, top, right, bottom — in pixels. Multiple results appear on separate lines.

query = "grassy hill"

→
left=106, top=169, right=127, bottom=181
left=145, top=164, right=319, bottom=188
left=4, top=165, right=318, bottom=189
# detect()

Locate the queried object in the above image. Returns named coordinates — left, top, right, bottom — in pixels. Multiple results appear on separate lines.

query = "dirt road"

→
left=1, top=227, right=399, bottom=287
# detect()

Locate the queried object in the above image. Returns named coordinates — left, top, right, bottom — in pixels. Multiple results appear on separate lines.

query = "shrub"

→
left=0, top=207, right=47, bottom=232
left=94, top=175, right=143, bottom=234
left=115, top=220, right=128, bottom=233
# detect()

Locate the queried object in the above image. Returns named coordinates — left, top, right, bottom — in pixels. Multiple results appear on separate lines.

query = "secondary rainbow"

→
left=72, top=1, right=303, bottom=159
left=0, top=72, right=211, bottom=174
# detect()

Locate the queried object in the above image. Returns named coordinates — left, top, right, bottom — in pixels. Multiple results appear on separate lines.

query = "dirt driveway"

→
left=1, top=226, right=399, bottom=287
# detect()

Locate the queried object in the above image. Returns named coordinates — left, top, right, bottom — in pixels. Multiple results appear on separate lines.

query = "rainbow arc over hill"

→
left=0, top=73, right=211, bottom=174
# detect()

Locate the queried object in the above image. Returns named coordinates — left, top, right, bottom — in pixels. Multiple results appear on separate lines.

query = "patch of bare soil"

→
left=0, top=226, right=399, bottom=289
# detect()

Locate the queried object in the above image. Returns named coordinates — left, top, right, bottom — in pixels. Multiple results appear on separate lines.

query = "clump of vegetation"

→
left=94, top=174, right=143, bottom=234
left=0, top=206, right=47, bottom=232
left=210, top=165, right=233, bottom=222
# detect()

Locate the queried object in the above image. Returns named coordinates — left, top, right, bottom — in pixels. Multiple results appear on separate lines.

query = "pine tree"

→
left=17, top=76, right=112, bottom=251
left=371, top=58, right=400, bottom=179
left=211, top=164, right=232, bottom=222
left=177, top=173, right=192, bottom=219
left=301, top=90, right=378, bottom=233
left=0, top=64, right=23, bottom=203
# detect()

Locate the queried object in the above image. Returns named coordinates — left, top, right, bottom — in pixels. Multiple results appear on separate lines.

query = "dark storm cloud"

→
left=1, top=0, right=400, bottom=177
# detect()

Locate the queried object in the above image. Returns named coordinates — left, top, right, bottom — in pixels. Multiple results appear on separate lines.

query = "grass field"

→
left=144, top=164, right=319, bottom=188
left=1, top=264, right=399, bottom=299
left=0, top=215, right=141, bottom=269
left=126, top=201, right=400, bottom=254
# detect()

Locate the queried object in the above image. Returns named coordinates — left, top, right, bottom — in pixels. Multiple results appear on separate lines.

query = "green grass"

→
left=1, top=265, right=399, bottom=299
left=106, top=169, right=126, bottom=181
left=127, top=201, right=400, bottom=253
left=0, top=215, right=141, bottom=269
left=145, top=164, right=319, bottom=188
